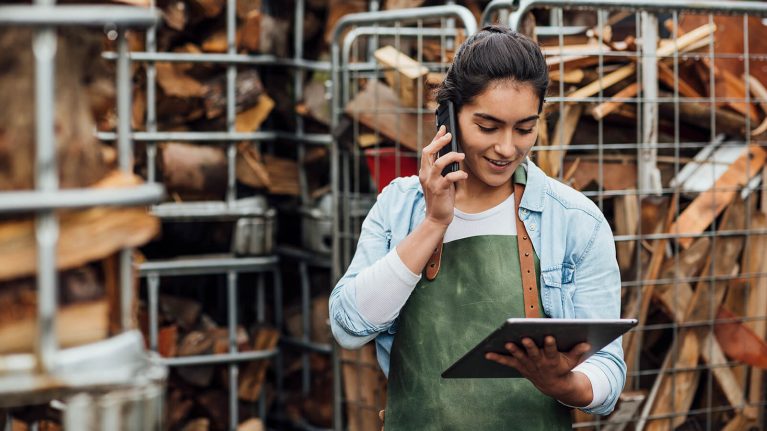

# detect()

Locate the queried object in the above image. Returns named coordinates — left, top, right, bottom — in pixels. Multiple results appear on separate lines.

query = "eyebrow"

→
left=473, top=113, right=540, bottom=125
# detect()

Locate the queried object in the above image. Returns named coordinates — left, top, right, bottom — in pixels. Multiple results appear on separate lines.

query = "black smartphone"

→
left=435, top=101, right=460, bottom=177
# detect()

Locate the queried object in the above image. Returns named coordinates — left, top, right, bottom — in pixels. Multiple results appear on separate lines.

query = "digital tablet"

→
left=441, top=318, right=637, bottom=379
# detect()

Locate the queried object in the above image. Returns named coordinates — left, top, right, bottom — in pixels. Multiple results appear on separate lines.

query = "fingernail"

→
left=506, top=343, right=514, bottom=350
left=485, top=353, right=493, bottom=360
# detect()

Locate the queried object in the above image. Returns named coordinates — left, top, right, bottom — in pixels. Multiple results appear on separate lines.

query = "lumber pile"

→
left=338, top=10, right=767, bottom=431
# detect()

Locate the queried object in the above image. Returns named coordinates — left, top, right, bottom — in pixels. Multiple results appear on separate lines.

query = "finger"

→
left=567, top=343, right=592, bottom=364
left=432, top=152, right=465, bottom=176
left=521, top=338, right=542, bottom=360
left=505, top=342, right=525, bottom=359
left=542, top=336, right=558, bottom=360
left=443, top=170, right=468, bottom=184
left=421, top=131, right=453, bottom=162
left=485, top=352, right=519, bottom=369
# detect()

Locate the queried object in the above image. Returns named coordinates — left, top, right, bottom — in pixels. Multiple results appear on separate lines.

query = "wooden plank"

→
left=542, top=104, right=583, bottom=178
left=567, top=23, right=716, bottom=102
left=657, top=61, right=702, bottom=98
left=549, top=68, right=584, bottom=84
left=592, top=82, right=639, bottom=121
left=747, top=74, right=767, bottom=136
left=645, top=199, right=746, bottom=431
left=745, top=215, right=767, bottom=419
left=624, top=194, right=677, bottom=378
left=668, top=145, right=767, bottom=249
left=344, top=80, right=434, bottom=152
left=561, top=161, right=637, bottom=191
left=602, top=391, right=645, bottom=431
left=374, top=46, right=428, bottom=108
left=614, top=194, right=639, bottom=273
left=341, top=344, right=387, bottom=431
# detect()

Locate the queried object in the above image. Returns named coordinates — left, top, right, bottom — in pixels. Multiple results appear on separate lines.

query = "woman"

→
left=330, top=25, right=625, bottom=430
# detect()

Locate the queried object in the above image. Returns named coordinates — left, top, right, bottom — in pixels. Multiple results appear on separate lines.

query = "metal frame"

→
left=331, top=1, right=767, bottom=430
left=498, top=3, right=767, bottom=429
left=0, top=1, right=167, bottom=428
left=97, top=0, right=337, bottom=429
left=329, top=5, right=477, bottom=430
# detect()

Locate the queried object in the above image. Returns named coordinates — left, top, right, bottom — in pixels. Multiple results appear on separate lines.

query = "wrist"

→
left=422, top=216, right=451, bottom=231
left=549, top=371, right=593, bottom=407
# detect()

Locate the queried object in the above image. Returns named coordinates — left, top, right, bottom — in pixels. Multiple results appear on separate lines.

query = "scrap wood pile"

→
left=339, top=11, right=767, bottom=431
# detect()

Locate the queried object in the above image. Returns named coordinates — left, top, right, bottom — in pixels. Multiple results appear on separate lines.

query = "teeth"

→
left=487, top=159, right=511, bottom=166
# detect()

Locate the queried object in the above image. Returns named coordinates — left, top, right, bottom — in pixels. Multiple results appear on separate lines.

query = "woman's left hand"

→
left=485, top=336, right=593, bottom=407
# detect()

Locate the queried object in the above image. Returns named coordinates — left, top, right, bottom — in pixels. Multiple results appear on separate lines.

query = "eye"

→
left=477, top=124, right=497, bottom=133
left=516, top=128, right=534, bottom=135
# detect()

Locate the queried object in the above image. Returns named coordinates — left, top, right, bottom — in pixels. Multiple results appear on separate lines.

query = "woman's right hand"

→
left=419, top=125, right=467, bottom=227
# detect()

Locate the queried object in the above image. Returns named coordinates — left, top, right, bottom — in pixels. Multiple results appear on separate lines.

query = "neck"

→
left=454, top=171, right=514, bottom=213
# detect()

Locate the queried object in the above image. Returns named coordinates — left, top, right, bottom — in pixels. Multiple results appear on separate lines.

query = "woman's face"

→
left=456, top=80, right=540, bottom=189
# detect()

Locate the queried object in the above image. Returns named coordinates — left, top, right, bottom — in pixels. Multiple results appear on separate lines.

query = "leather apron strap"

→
left=423, top=182, right=540, bottom=318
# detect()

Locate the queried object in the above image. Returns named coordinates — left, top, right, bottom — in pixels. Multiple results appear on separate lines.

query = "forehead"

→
left=464, top=81, right=540, bottom=121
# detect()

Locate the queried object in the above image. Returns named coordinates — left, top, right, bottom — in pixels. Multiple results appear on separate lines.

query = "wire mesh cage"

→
left=331, top=1, right=767, bottom=430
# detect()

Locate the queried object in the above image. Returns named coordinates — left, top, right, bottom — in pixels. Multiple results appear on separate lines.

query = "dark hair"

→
left=436, top=25, right=549, bottom=113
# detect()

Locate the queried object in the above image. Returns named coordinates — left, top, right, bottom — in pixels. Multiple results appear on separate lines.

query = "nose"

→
left=493, top=128, right=517, bottom=159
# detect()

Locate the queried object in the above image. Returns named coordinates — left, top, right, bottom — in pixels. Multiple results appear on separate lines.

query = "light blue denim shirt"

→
left=329, top=159, right=625, bottom=415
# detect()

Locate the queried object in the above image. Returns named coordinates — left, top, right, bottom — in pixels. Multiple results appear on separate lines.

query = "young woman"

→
left=330, top=26, right=625, bottom=430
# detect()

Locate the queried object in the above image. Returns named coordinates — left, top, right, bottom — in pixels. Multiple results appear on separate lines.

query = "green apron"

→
left=385, top=181, right=572, bottom=431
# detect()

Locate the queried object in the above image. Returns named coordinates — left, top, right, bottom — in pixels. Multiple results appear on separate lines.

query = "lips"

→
left=484, top=156, right=513, bottom=170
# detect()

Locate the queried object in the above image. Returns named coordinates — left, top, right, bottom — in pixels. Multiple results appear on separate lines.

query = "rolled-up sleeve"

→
left=330, top=185, right=398, bottom=350
left=572, top=215, right=626, bottom=415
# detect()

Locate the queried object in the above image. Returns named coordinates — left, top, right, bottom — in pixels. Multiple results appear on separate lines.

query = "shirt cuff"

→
left=571, top=361, right=611, bottom=409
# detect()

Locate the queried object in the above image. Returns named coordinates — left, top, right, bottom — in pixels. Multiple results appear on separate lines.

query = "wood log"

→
left=159, top=294, right=202, bottom=330
left=601, top=391, right=645, bottom=431
left=238, top=327, right=280, bottom=402
left=668, top=145, right=767, bottom=249
left=0, top=172, right=159, bottom=282
left=237, top=419, right=264, bottom=431
left=188, top=0, right=224, bottom=19
left=236, top=0, right=261, bottom=20
left=156, top=62, right=207, bottom=99
left=239, top=10, right=261, bottom=53
left=158, top=325, right=178, bottom=357
left=0, top=300, right=108, bottom=354
left=162, top=0, right=188, bottom=31
left=198, top=390, right=228, bottom=430
left=341, top=344, right=387, bottom=431
left=258, top=15, right=290, bottom=57
left=345, top=80, right=434, bottom=153
left=383, top=0, right=425, bottom=9
left=324, top=0, right=368, bottom=45
left=236, top=143, right=271, bottom=188
left=714, top=307, right=767, bottom=369
left=374, top=46, right=429, bottom=108
left=201, top=30, right=227, bottom=53
left=236, top=93, right=274, bottom=132
left=181, top=418, right=209, bottom=431
left=204, top=69, right=264, bottom=120
left=167, top=389, right=195, bottom=430
left=160, top=142, right=227, bottom=200
left=0, top=28, right=109, bottom=191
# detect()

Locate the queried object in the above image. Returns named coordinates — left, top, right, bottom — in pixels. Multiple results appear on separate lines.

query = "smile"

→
left=484, top=157, right=512, bottom=167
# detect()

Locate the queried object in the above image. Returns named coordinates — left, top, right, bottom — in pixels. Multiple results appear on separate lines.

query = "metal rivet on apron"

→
left=523, top=235, right=528, bottom=240
left=430, top=263, right=435, bottom=267
left=524, top=252, right=529, bottom=256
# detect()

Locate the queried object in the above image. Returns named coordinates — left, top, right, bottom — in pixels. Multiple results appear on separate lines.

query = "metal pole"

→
left=639, top=11, right=662, bottom=196
left=33, top=0, right=59, bottom=373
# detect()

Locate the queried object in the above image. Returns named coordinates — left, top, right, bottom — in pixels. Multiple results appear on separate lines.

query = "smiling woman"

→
left=329, top=25, right=625, bottom=431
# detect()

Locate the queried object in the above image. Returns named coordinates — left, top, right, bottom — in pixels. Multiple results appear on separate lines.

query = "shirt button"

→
left=529, top=223, right=536, bottom=231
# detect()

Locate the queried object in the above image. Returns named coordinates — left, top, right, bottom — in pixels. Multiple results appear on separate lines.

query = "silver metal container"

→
left=231, top=196, right=277, bottom=256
